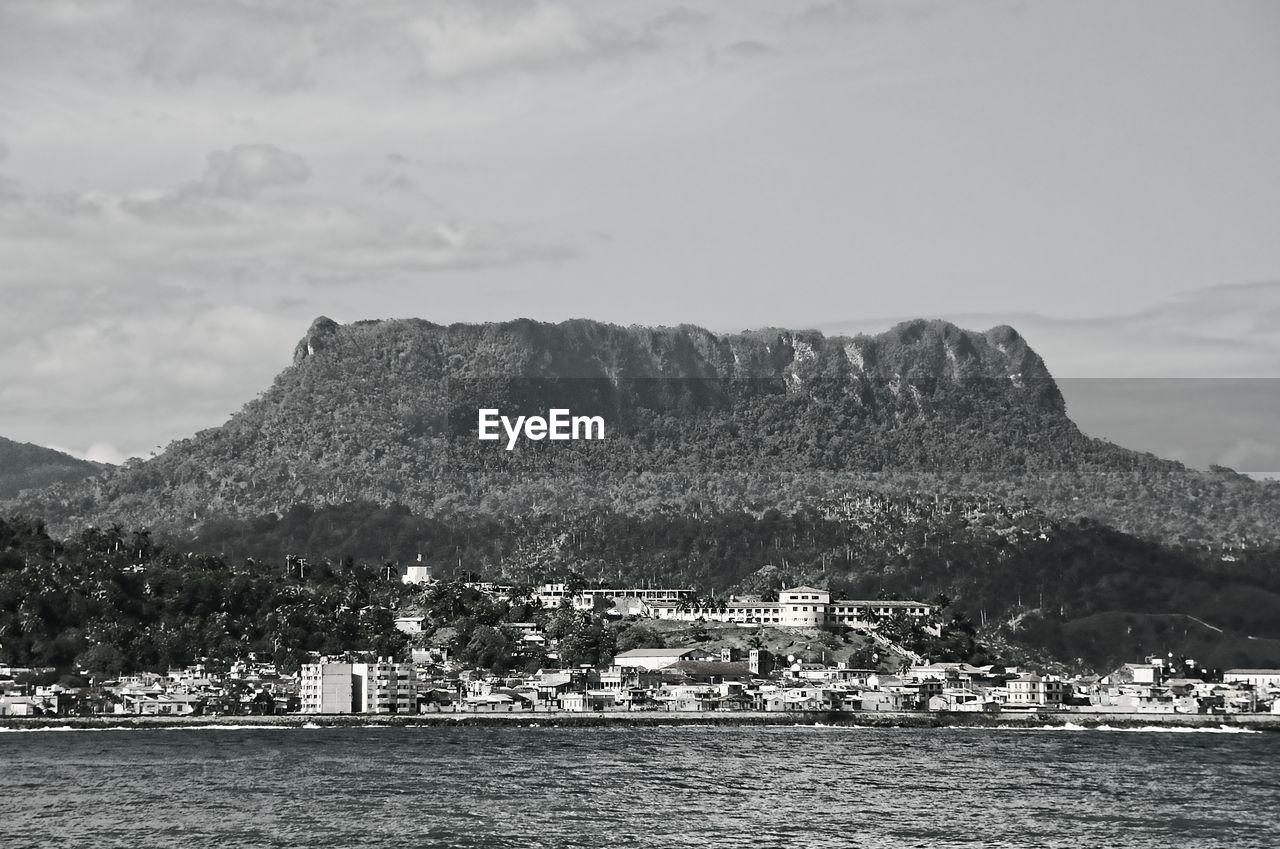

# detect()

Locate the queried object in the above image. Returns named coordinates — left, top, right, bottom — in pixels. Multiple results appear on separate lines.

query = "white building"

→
left=353, top=660, right=417, bottom=714
left=646, top=586, right=934, bottom=631
left=1003, top=673, right=1069, bottom=708
left=394, top=616, right=425, bottom=635
left=299, top=661, right=355, bottom=714
left=402, top=565, right=434, bottom=585
left=1223, top=669, right=1280, bottom=689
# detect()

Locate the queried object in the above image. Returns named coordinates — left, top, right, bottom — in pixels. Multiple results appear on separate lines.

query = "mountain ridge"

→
left=7, top=316, right=1279, bottom=545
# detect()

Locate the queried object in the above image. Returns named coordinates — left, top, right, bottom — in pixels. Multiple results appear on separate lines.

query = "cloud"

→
left=404, top=2, right=656, bottom=81
left=793, top=0, right=941, bottom=26
left=723, top=40, right=774, bottom=58
left=198, top=144, right=311, bottom=199
left=1217, top=438, right=1280, bottom=473
left=0, top=0, right=674, bottom=92
left=820, top=280, right=1280, bottom=380
left=0, top=140, right=574, bottom=458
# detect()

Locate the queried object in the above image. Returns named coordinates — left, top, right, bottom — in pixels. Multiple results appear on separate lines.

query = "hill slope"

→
left=9, top=316, right=1280, bottom=544
left=0, top=437, right=104, bottom=499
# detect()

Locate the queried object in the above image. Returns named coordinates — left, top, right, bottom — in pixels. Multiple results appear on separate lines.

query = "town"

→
left=3, top=572, right=1278, bottom=721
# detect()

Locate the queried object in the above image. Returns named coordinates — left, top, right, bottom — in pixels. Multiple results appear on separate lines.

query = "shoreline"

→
left=4, top=710, right=1279, bottom=732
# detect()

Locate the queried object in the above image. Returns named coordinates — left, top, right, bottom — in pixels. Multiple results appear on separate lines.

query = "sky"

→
left=0, top=0, right=1277, bottom=471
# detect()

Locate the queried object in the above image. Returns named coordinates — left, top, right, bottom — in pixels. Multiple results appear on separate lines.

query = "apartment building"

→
left=299, top=661, right=355, bottom=714
left=300, top=658, right=417, bottom=714
left=353, top=659, right=417, bottom=714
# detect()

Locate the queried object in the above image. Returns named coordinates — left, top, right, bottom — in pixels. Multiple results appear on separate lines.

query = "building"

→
left=300, top=658, right=417, bottom=714
left=1223, top=669, right=1280, bottom=689
left=1004, top=673, right=1069, bottom=709
left=353, top=660, right=417, bottom=714
left=749, top=648, right=775, bottom=677
left=646, top=585, right=934, bottom=631
left=394, top=616, right=425, bottom=635
left=612, top=647, right=717, bottom=670
left=402, top=564, right=434, bottom=585
left=299, top=661, right=355, bottom=714
left=537, top=584, right=695, bottom=611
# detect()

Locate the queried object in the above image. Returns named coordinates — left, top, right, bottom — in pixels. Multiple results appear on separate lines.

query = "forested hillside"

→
left=185, top=494, right=1280, bottom=672
left=0, top=437, right=105, bottom=499
left=10, top=317, right=1280, bottom=546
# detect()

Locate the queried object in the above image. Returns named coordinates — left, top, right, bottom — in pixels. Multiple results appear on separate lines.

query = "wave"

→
left=0, top=723, right=305, bottom=733
left=946, top=722, right=1261, bottom=734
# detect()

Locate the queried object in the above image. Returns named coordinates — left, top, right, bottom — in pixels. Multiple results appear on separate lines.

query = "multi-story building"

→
left=299, top=661, right=355, bottom=714
left=301, top=658, right=417, bottom=714
left=353, top=659, right=417, bottom=714
left=1004, top=673, right=1069, bottom=708
left=646, top=586, right=934, bottom=631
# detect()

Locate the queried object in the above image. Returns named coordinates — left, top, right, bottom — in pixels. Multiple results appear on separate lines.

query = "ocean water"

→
left=3, top=725, right=1278, bottom=848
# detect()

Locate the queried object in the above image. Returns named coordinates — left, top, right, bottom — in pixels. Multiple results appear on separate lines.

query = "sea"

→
left=2, top=724, right=1278, bottom=848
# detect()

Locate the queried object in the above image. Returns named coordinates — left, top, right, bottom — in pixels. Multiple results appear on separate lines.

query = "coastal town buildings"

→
left=5, top=653, right=1280, bottom=720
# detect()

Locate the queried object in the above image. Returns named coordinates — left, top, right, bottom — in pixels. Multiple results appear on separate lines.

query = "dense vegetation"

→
left=0, top=515, right=702, bottom=677
left=0, top=437, right=104, bottom=499
left=10, top=317, right=1280, bottom=546
left=5, top=494, right=1279, bottom=676
left=0, top=516, right=408, bottom=676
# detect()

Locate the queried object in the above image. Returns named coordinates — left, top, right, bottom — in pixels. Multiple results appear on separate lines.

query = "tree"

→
left=75, top=644, right=127, bottom=679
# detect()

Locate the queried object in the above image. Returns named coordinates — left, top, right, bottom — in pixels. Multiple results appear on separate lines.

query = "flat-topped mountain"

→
left=9, top=316, right=1280, bottom=543
left=0, top=436, right=105, bottom=499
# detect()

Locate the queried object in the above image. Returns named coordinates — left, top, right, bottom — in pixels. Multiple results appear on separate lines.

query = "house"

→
left=1005, top=673, right=1069, bottom=709
left=860, top=690, right=915, bottom=712
left=927, top=688, right=997, bottom=712
left=559, top=691, right=618, bottom=712
left=759, top=685, right=835, bottom=712
left=402, top=564, right=434, bottom=585
left=0, top=696, right=41, bottom=716
left=394, top=616, right=425, bottom=635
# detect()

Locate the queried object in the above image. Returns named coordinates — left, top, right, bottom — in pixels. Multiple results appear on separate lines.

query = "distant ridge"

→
left=0, top=436, right=106, bottom=500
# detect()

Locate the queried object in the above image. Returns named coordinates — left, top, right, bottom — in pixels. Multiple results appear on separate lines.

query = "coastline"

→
left=4, top=710, right=1279, bottom=732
